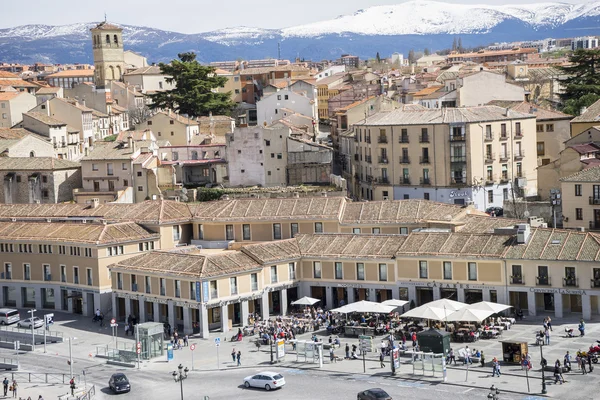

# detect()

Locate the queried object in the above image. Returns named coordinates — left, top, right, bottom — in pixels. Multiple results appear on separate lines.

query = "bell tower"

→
left=90, top=21, right=125, bottom=89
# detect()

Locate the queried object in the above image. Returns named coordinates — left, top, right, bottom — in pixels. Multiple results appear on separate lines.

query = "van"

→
left=0, top=309, right=20, bottom=325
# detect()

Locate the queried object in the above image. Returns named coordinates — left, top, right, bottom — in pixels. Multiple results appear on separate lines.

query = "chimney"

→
left=222, top=194, right=230, bottom=200
left=91, top=198, right=100, bottom=209
left=516, top=223, right=531, bottom=244
left=581, top=106, right=588, bottom=115
left=293, top=192, right=300, bottom=198
left=128, top=134, right=136, bottom=153
left=321, top=191, right=327, bottom=197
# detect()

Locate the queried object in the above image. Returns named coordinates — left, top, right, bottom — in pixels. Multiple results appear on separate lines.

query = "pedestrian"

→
left=581, top=356, right=587, bottom=375
left=543, top=317, right=548, bottom=331
left=480, top=350, right=485, bottom=368
left=69, top=376, right=75, bottom=396
left=183, top=335, right=189, bottom=347
left=464, top=346, right=472, bottom=365
left=330, top=347, right=335, bottom=363
left=2, top=377, right=8, bottom=396
left=564, top=351, right=572, bottom=372
left=11, top=380, right=17, bottom=398
left=554, top=360, right=564, bottom=384
left=579, top=319, right=586, bottom=337
left=237, top=350, right=241, bottom=366
left=345, top=343, right=350, bottom=359
left=492, top=357, right=501, bottom=377
left=380, top=350, right=385, bottom=368
left=587, top=352, right=594, bottom=373
left=576, top=352, right=582, bottom=370
left=39, top=396, right=44, bottom=400
left=448, top=348, right=456, bottom=365
left=545, top=328, right=550, bottom=345
left=231, top=348, right=236, bottom=362
left=411, top=332, right=417, bottom=347
left=547, top=316, right=553, bottom=331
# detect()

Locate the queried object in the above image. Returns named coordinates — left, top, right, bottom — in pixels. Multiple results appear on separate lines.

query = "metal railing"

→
left=563, top=277, right=578, bottom=287
left=536, top=276, right=551, bottom=286
left=399, top=156, right=410, bottom=164
left=0, top=325, right=63, bottom=338
left=485, top=153, right=495, bottom=163
left=450, top=134, right=465, bottom=142
left=590, top=197, right=600, bottom=205
left=484, top=134, right=494, bottom=141
left=10, top=372, right=78, bottom=384
left=378, top=136, right=388, bottom=143
left=420, top=177, right=431, bottom=185
left=399, top=136, right=409, bottom=143
left=591, top=279, right=600, bottom=288
left=420, top=156, right=430, bottom=164
left=378, top=157, right=389, bottom=164
left=419, top=134, right=429, bottom=143
left=510, top=275, right=524, bottom=284
left=366, top=155, right=372, bottom=164
left=400, top=177, right=411, bottom=185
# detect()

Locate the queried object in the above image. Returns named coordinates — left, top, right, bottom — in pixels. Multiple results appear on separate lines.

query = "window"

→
left=122, top=162, right=127, bottom=171
left=443, top=261, right=452, bottom=280
left=515, top=122, right=522, bottom=135
left=372, top=227, right=381, bottom=234
left=226, top=224, right=234, bottom=240
left=537, top=142, right=545, bottom=156
left=4, top=263, right=11, bottom=280
left=175, top=280, right=181, bottom=298
left=488, top=190, right=493, bottom=203
left=284, top=95, right=289, bottom=100
left=314, top=222, right=323, bottom=233
left=145, top=276, right=151, bottom=294
left=576, top=208, right=583, bottom=220
left=107, top=163, right=113, bottom=176
left=313, top=261, right=322, bottom=279
left=545, top=124, right=554, bottom=132
left=209, top=280, right=217, bottom=299
left=565, top=267, right=576, bottom=286
left=251, top=273, right=258, bottom=291
left=160, top=278, right=166, bottom=296
left=353, top=228, right=361, bottom=234
left=288, top=262, right=296, bottom=280
left=74, top=267, right=80, bottom=285
left=575, top=184, right=582, bottom=196
left=173, top=225, right=181, bottom=241
left=86, top=268, right=93, bottom=286
left=536, top=124, right=543, bottom=132
left=23, top=264, right=31, bottom=280
left=273, top=223, right=282, bottom=240
left=503, top=188, right=508, bottom=201
left=511, top=265, right=522, bottom=283
left=424, top=193, right=430, bottom=200
left=172, top=152, right=179, bottom=161
left=242, top=224, right=251, bottom=240
left=400, top=227, right=408, bottom=234
left=378, top=264, right=387, bottom=281
left=468, top=262, right=477, bottom=281
left=270, top=265, right=278, bottom=283
left=137, top=171, right=143, bottom=177
left=356, top=263, right=365, bottom=280
left=137, top=186, right=143, bottom=192
left=291, top=223, right=299, bottom=237
left=335, top=262, right=343, bottom=279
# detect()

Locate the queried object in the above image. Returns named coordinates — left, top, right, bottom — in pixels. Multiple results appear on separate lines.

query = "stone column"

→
left=16, top=286, right=24, bottom=309
left=408, top=286, right=417, bottom=306
left=241, top=301, right=249, bottom=326
left=55, top=289, right=63, bottom=311
left=138, top=297, right=146, bottom=323
left=582, top=294, right=592, bottom=321
left=153, top=302, right=160, bottom=322
left=482, top=289, right=491, bottom=302
left=457, top=289, right=465, bottom=303
left=325, top=286, right=333, bottom=309
left=93, top=293, right=101, bottom=315
left=200, top=306, right=209, bottom=338
left=280, top=289, right=288, bottom=316
left=433, top=286, right=441, bottom=301
left=124, top=298, right=132, bottom=319
left=220, top=304, right=229, bottom=333
left=34, top=287, right=42, bottom=310
left=554, top=293, right=563, bottom=318
left=110, top=292, right=117, bottom=319
left=368, top=288, right=376, bottom=302
left=527, top=291, right=536, bottom=316
left=347, top=287, right=355, bottom=304
left=167, top=300, right=175, bottom=331
left=261, top=291, right=270, bottom=320
left=183, top=307, right=192, bottom=334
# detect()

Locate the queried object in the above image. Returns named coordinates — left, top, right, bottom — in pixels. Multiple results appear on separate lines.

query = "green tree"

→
left=559, top=49, right=600, bottom=115
left=408, top=49, right=415, bottom=64
left=457, top=37, right=463, bottom=52
left=452, top=37, right=457, bottom=52
left=148, top=52, right=235, bottom=117
left=424, top=48, right=430, bottom=56
left=376, top=52, right=381, bottom=63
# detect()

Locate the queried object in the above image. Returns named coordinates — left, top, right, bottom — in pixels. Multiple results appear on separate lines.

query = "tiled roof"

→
left=316, top=73, right=347, bottom=86
left=240, top=65, right=309, bottom=76
left=0, top=71, right=19, bottom=79
left=486, top=100, right=571, bottom=120
left=155, top=111, right=197, bottom=126
left=0, top=79, right=38, bottom=88
left=572, top=99, right=600, bottom=123
left=296, top=234, right=408, bottom=259
left=455, top=214, right=525, bottom=234
left=0, top=157, right=80, bottom=171
left=241, top=239, right=301, bottom=263
left=413, top=86, right=443, bottom=97
left=560, top=165, right=600, bottom=182
left=0, top=128, right=30, bottom=139
left=335, top=96, right=376, bottom=112
left=0, top=92, right=20, bottom=101
left=23, top=112, right=67, bottom=126
left=340, top=200, right=466, bottom=225
left=397, top=232, right=510, bottom=257
left=91, top=22, right=122, bottom=31
left=125, top=66, right=162, bottom=75
left=203, top=252, right=261, bottom=278
left=568, top=143, right=600, bottom=155
left=82, top=142, right=137, bottom=160
left=192, top=197, right=345, bottom=222
left=503, top=229, right=600, bottom=262
left=45, top=70, right=94, bottom=78
left=35, top=87, right=61, bottom=94
left=0, top=221, right=157, bottom=245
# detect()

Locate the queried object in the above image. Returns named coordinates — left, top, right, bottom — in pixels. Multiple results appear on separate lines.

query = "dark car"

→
left=485, top=207, right=504, bottom=217
left=357, top=388, right=392, bottom=400
left=109, top=373, right=131, bottom=394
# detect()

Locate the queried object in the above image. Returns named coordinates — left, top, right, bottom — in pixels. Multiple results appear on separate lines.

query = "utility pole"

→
left=68, top=338, right=73, bottom=378
left=29, top=309, right=36, bottom=352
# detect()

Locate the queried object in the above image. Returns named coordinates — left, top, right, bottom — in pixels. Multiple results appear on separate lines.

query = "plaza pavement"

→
left=4, top=310, right=600, bottom=399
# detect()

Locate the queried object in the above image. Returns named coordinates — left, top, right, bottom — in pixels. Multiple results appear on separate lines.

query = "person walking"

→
left=581, top=356, right=587, bottom=375
left=554, top=360, right=564, bottom=384
left=587, top=352, right=594, bottom=373
left=231, top=348, right=236, bottom=362
left=547, top=316, right=553, bottom=331
left=564, top=351, right=572, bottom=372
left=579, top=319, right=586, bottom=337
left=345, top=343, right=350, bottom=359
left=464, top=346, right=472, bottom=365
left=411, top=332, right=417, bottom=347
left=576, top=352, right=582, bottom=370
left=480, top=351, right=485, bottom=368
left=183, top=335, right=189, bottom=347
left=448, top=348, right=456, bottom=365
left=492, top=357, right=501, bottom=377
left=380, top=350, right=385, bottom=368
left=330, top=347, right=335, bottom=363
left=2, top=377, right=8, bottom=396
left=237, top=350, right=241, bottom=366
left=545, top=328, right=551, bottom=345
left=69, top=377, right=75, bottom=396
left=11, top=380, right=17, bottom=398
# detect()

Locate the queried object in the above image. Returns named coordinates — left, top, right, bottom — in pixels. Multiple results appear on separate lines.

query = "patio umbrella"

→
left=332, top=300, right=396, bottom=314
left=426, top=298, right=467, bottom=312
left=381, top=299, right=409, bottom=308
left=445, top=307, right=494, bottom=322
left=400, top=305, right=449, bottom=321
left=291, top=296, right=320, bottom=306
left=469, top=301, right=512, bottom=314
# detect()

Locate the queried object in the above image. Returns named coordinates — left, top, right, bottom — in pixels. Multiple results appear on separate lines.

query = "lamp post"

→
left=269, top=337, right=274, bottom=364
left=29, top=309, right=36, bottom=351
left=540, top=343, right=547, bottom=394
left=172, top=363, right=189, bottom=400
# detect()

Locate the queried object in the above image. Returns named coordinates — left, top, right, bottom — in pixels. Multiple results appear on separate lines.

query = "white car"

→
left=18, top=317, right=44, bottom=329
left=243, top=371, right=285, bottom=391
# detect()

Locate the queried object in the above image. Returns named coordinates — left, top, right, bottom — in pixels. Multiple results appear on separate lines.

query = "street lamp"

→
left=540, top=344, right=547, bottom=394
left=172, top=363, right=189, bottom=400
left=487, top=385, right=500, bottom=399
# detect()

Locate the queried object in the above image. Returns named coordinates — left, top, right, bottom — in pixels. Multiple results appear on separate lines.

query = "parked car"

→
left=108, top=373, right=131, bottom=393
left=485, top=207, right=504, bottom=217
left=243, top=371, right=285, bottom=391
left=0, top=309, right=20, bottom=325
left=17, top=317, right=43, bottom=329
left=357, top=388, right=393, bottom=400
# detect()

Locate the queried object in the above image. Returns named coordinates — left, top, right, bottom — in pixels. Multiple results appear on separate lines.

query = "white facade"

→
left=289, top=80, right=318, bottom=102
left=391, top=53, right=404, bottom=65
left=256, top=89, right=316, bottom=127
left=315, top=65, right=346, bottom=81
left=0, top=92, right=37, bottom=128
left=452, top=71, right=525, bottom=107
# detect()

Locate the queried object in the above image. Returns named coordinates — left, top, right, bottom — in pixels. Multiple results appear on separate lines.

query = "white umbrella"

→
left=381, top=299, right=409, bottom=308
left=400, top=305, right=449, bottom=321
left=426, top=298, right=467, bottom=312
left=332, top=300, right=396, bottom=314
left=469, top=301, right=512, bottom=314
left=445, top=307, right=494, bottom=322
left=291, top=296, right=320, bottom=306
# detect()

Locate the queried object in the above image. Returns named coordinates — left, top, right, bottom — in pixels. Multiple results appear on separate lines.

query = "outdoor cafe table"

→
left=344, top=325, right=375, bottom=337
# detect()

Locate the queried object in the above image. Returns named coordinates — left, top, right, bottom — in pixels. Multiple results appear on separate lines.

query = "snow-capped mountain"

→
left=1, top=0, right=599, bottom=64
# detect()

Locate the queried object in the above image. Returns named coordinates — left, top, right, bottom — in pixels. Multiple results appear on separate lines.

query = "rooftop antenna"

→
left=104, top=13, right=107, bottom=23
left=278, top=42, right=281, bottom=60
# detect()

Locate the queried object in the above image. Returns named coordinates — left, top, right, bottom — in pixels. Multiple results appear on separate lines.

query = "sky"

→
left=0, top=0, right=588, bottom=33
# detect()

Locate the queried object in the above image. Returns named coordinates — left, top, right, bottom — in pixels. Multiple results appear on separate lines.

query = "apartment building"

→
left=560, top=166, right=600, bottom=230
left=45, top=69, right=95, bottom=89
left=20, top=112, right=81, bottom=160
left=350, top=106, right=537, bottom=210
left=123, top=65, right=174, bottom=94
left=136, top=111, right=199, bottom=146
left=0, top=128, right=55, bottom=158
left=0, top=92, right=37, bottom=128
left=571, top=99, right=600, bottom=137
left=447, top=48, right=538, bottom=64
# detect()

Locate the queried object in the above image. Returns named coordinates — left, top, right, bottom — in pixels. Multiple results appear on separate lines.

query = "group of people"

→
left=170, top=330, right=189, bottom=349
left=2, top=377, right=17, bottom=398
left=230, top=348, right=242, bottom=366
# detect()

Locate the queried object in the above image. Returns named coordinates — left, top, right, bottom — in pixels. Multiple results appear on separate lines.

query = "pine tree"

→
left=424, top=48, right=430, bottom=56
left=376, top=52, right=381, bottom=63
left=452, top=37, right=457, bottom=52
left=147, top=52, right=235, bottom=117
left=457, top=37, right=463, bottom=52
left=408, top=49, right=415, bottom=64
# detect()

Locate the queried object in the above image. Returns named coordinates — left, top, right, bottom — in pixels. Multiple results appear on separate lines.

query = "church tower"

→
left=90, top=21, right=125, bottom=89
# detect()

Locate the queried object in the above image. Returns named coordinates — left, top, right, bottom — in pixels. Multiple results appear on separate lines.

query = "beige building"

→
left=20, top=112, right=81, bottom=160
left=45, top=70, right=95, bottom=89
left=123, top=66, right=174, bottom=94
left=0, top=92, right=37, bottom=128
left=214, top=69, right=242, bottom=103
left=0, top=128, right=55, bottom=158
left=560, top=165, right=600, bottom=230
left=136, top=111, right=199, bottom=146
left=90, top=22, right=125, bottom=89
left=571, top=99, right=600, bottom=137
left=350, top=106, right=537, bottom=211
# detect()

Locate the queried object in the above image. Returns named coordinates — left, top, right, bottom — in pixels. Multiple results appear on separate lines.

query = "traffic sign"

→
left=215, top=343, right=220, bottom=347
left=136, top=348, right=141, bottom=354
left=136, top=342, right=141, bottom=349
left=110, top=318, right=116, bottom=324
left=110, top=323, right=118, bottom=328
left=190, top=344, right=196, bottom=351
left=214, top=337, right=221, bottom=344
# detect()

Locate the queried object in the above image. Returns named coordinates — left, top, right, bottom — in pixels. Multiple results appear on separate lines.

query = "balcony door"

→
left=595, top=210, right=600, bottom=230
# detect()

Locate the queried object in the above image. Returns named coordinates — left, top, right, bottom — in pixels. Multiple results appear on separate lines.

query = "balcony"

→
left=500, top=175, right=509, bottom=183
left=379, top=177, right=390, bottom=184
left=450, top=134, right=465, bottom=142
left=400, top=177, right=411, bottom=185
left=485, top=177, right=495, bottom=185
left=510, top=275, right=524, bottom=285
left=399, top=136, right=409, bottom=144
left=378, top=157, right=389, bottom=164
left=499, top=134, right=508, bottom=141
left=450, top=155, right=466, bottom=163
left=499, top=153, right=510, bottom=162
left=515, top=131, right=523, bottom=139
left=75, top=276, right=80, bottom=285
left=399, top=156, right=410, bottom=164
left=366, top=155, right=372, bottom=164
left=536, top=276, right=551, bottom=286
left=420, top=156, right=430, bottom=164
left=591, top=279, right=600, bottom=288
left=365, top=136, right=372, bottom=143
left=484, top=134, right=494, bottom=141
left=378, top=136, right=388, bottom=144
left=419, top=134, right=430, bottom=143
left=589, top=197, right=600, bottom=205
left=45, top=274, right=52, bottom=282
left=563, top=277, right=578, bottom=287
left=514, top=152, right=524, bottom=160
left=420, top=177, right=431, bottom=185
left=450, top=177, right=465, bottom=185
left=366, top=175, right=373, bottom=183
left=485, top=153, right=495, bottom=164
